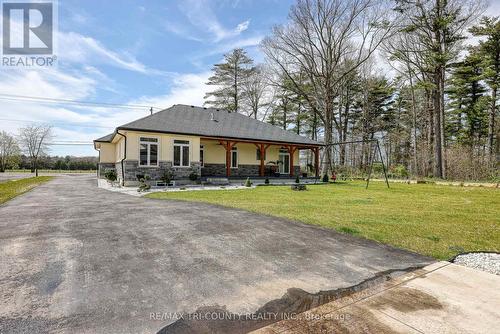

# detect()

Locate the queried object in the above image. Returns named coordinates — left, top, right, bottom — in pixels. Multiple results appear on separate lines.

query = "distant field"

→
left=0, top=177, right=53, bottom=204
left=6, top=169, right=96, bottom=173
left=147, top=181, right=500, bottom=260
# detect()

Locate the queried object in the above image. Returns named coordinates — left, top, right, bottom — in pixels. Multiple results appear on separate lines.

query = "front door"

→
left=278, top=149, right=290, bottom=174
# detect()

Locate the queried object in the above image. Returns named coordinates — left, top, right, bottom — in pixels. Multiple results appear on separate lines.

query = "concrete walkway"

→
left=0, top=175, right=433, bottom=333
left=252, top=262, right=500, bottom=333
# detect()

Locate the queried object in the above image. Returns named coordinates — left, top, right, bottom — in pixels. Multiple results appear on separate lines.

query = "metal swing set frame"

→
left=320, top=139, right=390, bottom=189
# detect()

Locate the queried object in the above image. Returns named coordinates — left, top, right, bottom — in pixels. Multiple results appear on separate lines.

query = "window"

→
left=139, top=137, right=158, bottom=166
left=256, top=148, right=266, bottom=160
left=173, top=140, right=190, bottom=167
left=200, top=145, right=204, bottom=167
left=278, top=149, right=290, bottom=174
left=231, top=147, right=238, bottom=168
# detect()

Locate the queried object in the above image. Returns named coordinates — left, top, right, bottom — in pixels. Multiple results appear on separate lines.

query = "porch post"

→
left=314, top=147, right=319, bottom=178
left=226, top=142, right=231, bottom=177
left=220, top=140, right=236, bottom=177
left=255, top=143, right=271, bottom=177
left=288, top=145, right=297, bottom=176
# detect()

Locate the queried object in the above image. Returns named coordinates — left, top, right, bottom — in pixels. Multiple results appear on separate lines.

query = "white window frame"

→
left=138, top=136, right=159, bottom=167
left=278, top=149, right=290, bottom=174
left=200, top=145, right=204, bottom=167
left=230, top=147, right=238, bottom=169
left=173, top=139, right=190, bottom=167
left=256, top=148, right=266, bottom=161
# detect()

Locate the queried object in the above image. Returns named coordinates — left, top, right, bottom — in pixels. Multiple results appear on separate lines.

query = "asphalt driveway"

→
left=0, top=175, right=432, bottom=333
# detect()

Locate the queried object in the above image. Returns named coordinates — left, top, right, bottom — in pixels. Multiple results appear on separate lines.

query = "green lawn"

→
left=0, top=177, right=53, bottom=204
left=6, top=169, right=95, bottom=173
left=146, top=181, right=500, bottom=260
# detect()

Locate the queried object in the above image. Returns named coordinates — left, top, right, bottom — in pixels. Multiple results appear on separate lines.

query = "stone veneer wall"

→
left=101, top=161, right=300, bottom=182
left=97, top=163, right=116, bottom=178
left=115, top=162, right=123, bottom=183
left=201, top=163, right=301, bottom=177
left=121, top=160, right=201, bottom=182
left=201, top=164, right=260, bottom=177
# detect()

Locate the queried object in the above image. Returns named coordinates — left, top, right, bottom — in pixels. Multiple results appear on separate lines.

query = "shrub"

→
left=245, top=178, right=252, bottom=187
left=188, top=172, right=198, bottom=181
left=372, top=162, right=384, bottom=174
left=264, top=177, right=269, bottom=185
left=392, top=164, right=409, bottom=178
left=295, top=175, right=300, bottom=184
left=137, top=175, right=151, bottom=192
left=161, top=170, right=174, bottom=184
left=322, top=174, right=329, bottom=183
left=104, top=169, right=117, bottom=182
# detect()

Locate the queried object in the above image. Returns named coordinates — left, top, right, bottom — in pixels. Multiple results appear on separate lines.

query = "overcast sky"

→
left=0, top=0, right=498, bottom=157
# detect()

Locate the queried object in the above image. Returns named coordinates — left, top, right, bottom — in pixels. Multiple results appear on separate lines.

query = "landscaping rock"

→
left=453, top=252, right=500, bottom=276
left=291, top=184, right=307, bottom=191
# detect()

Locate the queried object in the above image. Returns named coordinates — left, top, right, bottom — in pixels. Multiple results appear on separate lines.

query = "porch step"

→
left=205, top=177, right=230, bottom=185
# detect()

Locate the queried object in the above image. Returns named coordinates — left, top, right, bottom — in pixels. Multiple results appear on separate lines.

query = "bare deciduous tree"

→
left=262, top=0, right=394, bottom=173
left=0, top=131, right=19, bottom=172
left=18, top=125, right=52, bottom=177
left=242, top=65, right=277, bottom=120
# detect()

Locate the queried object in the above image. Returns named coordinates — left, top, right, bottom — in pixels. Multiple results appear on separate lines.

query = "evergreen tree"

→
left=204, top=48, right=255, bottom=113
left=447, top=51, right=487, bottom=147
left=469, top=17, right=500, bottom=156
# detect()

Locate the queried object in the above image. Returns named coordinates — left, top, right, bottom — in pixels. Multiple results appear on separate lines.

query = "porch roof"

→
left=94, top=104, right=322, bottom=147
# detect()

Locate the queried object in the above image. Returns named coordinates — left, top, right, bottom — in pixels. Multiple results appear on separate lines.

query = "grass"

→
left=146, top=181, right=500, bottom=260
left=6, top=169, right=95, bottom=173
left=0, top=176, right=53, bottom=204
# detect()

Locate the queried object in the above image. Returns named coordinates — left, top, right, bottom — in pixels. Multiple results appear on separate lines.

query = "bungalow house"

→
left=94, top=104, right=322, bottom=186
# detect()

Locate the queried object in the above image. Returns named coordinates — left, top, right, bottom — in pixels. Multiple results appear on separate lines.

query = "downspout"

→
left=97, top=149, right=100, bottom=178
left=94, top=141, right=101, bottom=178
left=116, top=131, right=127, bottom=186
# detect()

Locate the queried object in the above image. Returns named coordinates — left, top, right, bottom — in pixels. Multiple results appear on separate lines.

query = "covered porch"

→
left=199, top=137, right=321, bottom=178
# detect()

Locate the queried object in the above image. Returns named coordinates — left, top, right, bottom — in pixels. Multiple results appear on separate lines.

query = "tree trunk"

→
left=433, top=69, right=443, bottom=178
left=439, top=65, right=447, bottom=179
left=322, top=103, right=334, bottom=175
left=488, top=87, right=497, bottom=158
left=408, top=68, right=418, bottom=176
left=234, top=65, right=238, bottom=113
left=426, top=89, right=434, bottom=177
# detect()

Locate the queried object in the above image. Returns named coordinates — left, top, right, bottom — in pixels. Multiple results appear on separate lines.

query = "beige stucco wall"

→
left=121, top=131, right=200, bottom=162
left=98, top=143, right=116, bottom=163
left=98, top=131, right=301, bottom=166
left=200, top=140, right=299, bottom=165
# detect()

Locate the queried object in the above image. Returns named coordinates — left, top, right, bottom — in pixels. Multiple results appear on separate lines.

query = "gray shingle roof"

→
left=94, top=133, right=115, bottom=142
left=95, top=104, right=321, bottom=146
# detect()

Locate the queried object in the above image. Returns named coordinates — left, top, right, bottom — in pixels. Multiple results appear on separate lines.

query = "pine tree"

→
left=393, top=0, right=480, bottom=178
left=204, top=48, right=255, bottom=113
left=469, top=17, right=500, bottom=156
left=447, top=51, right=488, bottom=147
